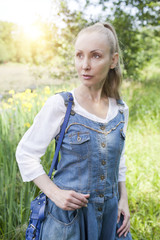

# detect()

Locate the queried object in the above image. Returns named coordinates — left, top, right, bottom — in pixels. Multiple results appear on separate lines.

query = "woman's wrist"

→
left=118, top=181, right=128, bottom=200
left=33, top=173, right=60, bottom=202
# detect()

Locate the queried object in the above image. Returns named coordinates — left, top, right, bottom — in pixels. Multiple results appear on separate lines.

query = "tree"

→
left=113, top=0, right=160, bottom=26
left=0, top=21, right=16, bottom=63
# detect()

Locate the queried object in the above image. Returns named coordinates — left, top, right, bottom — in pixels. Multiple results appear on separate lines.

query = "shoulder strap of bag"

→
left=48, top=92, right=73, bottom=178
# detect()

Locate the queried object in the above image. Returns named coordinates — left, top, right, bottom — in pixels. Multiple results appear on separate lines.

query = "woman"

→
left=16, top=22, right=132, bottom=240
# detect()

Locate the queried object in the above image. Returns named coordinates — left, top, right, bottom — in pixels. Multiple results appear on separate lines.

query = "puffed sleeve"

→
left=16, top=94, right=65, bottom=182
left=118, top=102, right=129, bottom=182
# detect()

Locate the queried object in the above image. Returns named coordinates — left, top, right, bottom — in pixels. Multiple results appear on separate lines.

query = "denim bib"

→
left=40, top=92, right=132, bottom=240
left=53, top=92, right=125, bottom=201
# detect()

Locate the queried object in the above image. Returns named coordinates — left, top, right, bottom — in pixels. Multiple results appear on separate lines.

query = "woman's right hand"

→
left=52, top=188, right=90, bottom=211
left=33, top=174, right=90, bottom=211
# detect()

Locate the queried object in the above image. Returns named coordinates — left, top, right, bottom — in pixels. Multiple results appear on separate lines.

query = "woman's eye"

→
left=93, top=53, right=101, bottom=59
left=76, top=53, right=83, bottom=59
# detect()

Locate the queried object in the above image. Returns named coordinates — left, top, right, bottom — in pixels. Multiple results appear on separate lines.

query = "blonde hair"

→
left=76, top=22, right=122, bottom=99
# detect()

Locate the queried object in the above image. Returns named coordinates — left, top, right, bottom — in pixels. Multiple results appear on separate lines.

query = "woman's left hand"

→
left=116, top=197, right=130, bottom=238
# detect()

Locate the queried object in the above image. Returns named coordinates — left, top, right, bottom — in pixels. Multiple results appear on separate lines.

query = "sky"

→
left=0, top=0, right=106, bottom=27
left=0, top=0, right=53, bottom=26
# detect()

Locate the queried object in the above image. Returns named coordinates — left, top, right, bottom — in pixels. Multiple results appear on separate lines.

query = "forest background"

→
left=0, top=0, right=160, bottom=239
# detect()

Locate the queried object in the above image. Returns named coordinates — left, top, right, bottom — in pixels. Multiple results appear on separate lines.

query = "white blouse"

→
left=16, top=90, right=129, bottom=182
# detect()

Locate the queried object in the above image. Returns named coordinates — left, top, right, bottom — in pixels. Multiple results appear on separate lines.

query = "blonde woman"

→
left=16, top=22, right=132, bottom=240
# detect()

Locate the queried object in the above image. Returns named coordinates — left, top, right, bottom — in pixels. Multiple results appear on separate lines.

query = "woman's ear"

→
left=110, top=53, right=119, bottom=69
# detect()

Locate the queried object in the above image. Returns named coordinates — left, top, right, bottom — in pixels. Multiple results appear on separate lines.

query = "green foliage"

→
left=0, top=21, right=16, bottom=63
left=109, top=11, right=140, bottom=78
left=83, top=0, right=160, bottom=78
left=47, top=1, right=88, bottom=79
left=0, top=63, right=160, bottom=238
left=122, top=66, right=160, bottom=132
left=0, top=40, right=10, bottom=63
left=113, top=0, right=160, bottom=26
left=0, top=20, right=57, bottom=65
left=0, top=1, right=160, bottom=80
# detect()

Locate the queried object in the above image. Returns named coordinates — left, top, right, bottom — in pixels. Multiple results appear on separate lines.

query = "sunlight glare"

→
left=23, top=25, right=43, bottom=41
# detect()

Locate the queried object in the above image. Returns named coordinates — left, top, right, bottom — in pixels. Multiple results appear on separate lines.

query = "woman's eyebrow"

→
left=90, top=49, right=103, bottom=53
left=75, top=49, right=103, bottom=52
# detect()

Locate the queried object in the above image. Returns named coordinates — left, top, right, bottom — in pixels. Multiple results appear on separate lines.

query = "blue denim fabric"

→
left=40, top=92, right=132, bottom=240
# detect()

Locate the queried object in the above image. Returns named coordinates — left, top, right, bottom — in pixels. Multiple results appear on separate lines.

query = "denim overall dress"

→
left=40, top=92, right=132, bottom=240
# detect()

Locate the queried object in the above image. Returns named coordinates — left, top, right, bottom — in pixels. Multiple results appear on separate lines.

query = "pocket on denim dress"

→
left=40, top=200, right=79, bottom=240
left=69, top=131, right=90, bottom=158
left=69, top=132, right=91, bottom=191
left=53, top=132, right=91, bottom=192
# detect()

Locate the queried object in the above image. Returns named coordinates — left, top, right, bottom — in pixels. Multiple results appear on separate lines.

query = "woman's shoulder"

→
left=36, top=93, right=67, bottom=118
left=46, top=91, right=73, bottom=105
left=45, top=93, right=64, bottom=105
left=109, top=97, right=128, bottom=110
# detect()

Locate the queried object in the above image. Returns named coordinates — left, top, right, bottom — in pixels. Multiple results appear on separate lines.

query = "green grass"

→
left=0, top=73, right=160, bottom=239
left=121, top=76, right=160, bottom=240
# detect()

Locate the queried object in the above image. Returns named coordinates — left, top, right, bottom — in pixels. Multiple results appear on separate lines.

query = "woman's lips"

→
left=82, top=74, right=93, bottom=80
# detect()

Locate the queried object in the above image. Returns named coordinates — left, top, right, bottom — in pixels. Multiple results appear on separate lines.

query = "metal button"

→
left=101, top=142, right=106, bottom=148
left=71, top=110, right=75, bottom=115
left=100, top=175, right=105, bottom=180
left=102, top=160, right=106, bottom=165
left=100, top=126, right=105, bottom=130
left=98, top=207, right=102, bottom=212
left=77, top=136, right=81, bottom=142
left=99, top=194, right=104, bottom=198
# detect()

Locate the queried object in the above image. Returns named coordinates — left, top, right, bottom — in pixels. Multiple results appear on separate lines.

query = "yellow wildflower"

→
left=3, top=102, right=11, bottom=109
left=24, top=122, right=31, bottom=128
left=8, top=98, right=13, bottom=104
left=22, top=102, right=32, bottom=111
left=9, top=90, right=15, bottom=95
left=25, top=89, right=31, bottom=94
left=44, top=86, right=51, bottom=95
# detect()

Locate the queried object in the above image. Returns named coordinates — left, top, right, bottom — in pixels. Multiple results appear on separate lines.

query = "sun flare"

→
left=23, top=25, right=43, bottom=41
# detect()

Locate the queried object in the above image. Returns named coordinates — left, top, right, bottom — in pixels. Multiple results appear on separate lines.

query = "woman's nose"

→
left=82, top=57, right=91, bottom=70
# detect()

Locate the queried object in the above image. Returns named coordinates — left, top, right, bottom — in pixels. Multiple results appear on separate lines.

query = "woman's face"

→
left=75, top=31, right=117, bottom=89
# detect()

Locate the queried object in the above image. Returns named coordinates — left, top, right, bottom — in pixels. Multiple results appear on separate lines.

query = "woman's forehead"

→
left=75, top=31, right=110, bottom=52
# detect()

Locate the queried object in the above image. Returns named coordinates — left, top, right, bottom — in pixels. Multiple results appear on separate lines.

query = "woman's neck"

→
left=76, top=84, right=106, bottom=103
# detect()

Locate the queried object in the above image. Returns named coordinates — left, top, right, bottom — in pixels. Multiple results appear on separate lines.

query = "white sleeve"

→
left=118, top=103, right=129, bottom=182
left=16, top=94, right=65, bottom=182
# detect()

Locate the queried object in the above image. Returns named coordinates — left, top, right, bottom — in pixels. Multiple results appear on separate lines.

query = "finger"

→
left=70, top=196, right=88, bottom=207
left=118, top=221, right=130, bottom=237
left=117, top=217, right=130, bottom=235
left=72, top=191, right=90, bottom=204
left=124, top=225, right=130, bottom=237
left=82, top=193, right=90, bottom=198
left=66, top=202, right=85, bottom=210
left=117, top=209, right=121, bottom=223
left=65, top=206, right=77, bottom=211
left=66, top=191, right=89, bottom=208
left=117, top=215, right=127, bottom=233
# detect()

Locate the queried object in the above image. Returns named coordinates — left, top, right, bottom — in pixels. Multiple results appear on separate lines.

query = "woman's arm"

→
left=117, top=181, right=130, bottom=237
left=16, top=94, right=65, bottom=182
left=33, top=174, right=90, bottom=210
left=118, top=103, right=129, bottom=182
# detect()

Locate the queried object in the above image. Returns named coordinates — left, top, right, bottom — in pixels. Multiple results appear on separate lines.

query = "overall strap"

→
left=59, top=91, right=75, bottom=107
left=116, top=99, right=125, bottom=107
left=48, top=92, right=73, bottom=178
left=116, top=98, right=125, bottom=121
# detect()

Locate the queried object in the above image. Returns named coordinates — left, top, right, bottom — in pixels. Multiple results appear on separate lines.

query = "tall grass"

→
left=121, top=77, right=160, bottom=240
left=0, top=75, right=160, bottom=239
left=0, top=84, right=75, bottom=239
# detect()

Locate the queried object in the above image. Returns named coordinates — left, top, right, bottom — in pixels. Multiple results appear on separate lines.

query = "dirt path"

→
left=0, top=62, right=61, bottom=96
